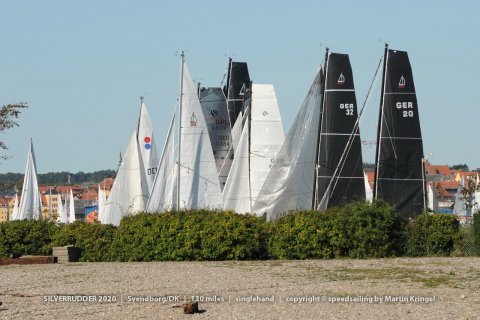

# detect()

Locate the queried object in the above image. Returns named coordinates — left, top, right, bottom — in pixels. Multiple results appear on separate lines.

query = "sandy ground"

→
left=0, top=257, right=479, bottom=320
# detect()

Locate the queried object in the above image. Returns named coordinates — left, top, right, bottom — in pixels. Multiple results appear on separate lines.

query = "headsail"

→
left=58, top=193, right=68, bottom=224
left=104, top=131, right=149, bottom=225
left=374, top=46, right=425, bottom=218
left=252, top=70, right=323, bottom=220
left=222, top=117, right=251, bottom=213
left=69, top=188, right=76, bottom=223
left=315, top=52, right=365, bottom=210
left=146, top=114, right=176, bottom=212
left=17, top=139, right=42, bottom=220
left=11, top=194, right=19, bottom=220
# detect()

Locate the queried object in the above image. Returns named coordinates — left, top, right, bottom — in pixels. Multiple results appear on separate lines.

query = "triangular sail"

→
left=146, top=115, right=176, bottom=212
left=58, top=193, right=68, bottom=224
left=104, top=131, right=149, bottom=225
left=137, top=100, right=159, bottom=194
left=178, top=62, right=223, bottom=209
left=199, top=87, right=232, bottom=190
left=17, top=140, right=42, bottom=220
left=98, top=185, right=106, bottom=223
left=248, top=84, right=285, bottom=206
left=69, top=188, right=76, bottom=223
left=11, top=194, right=19, bottom=220
left=427, top=183, right=438, bottom=212
left=374, top=47, right=425, bottom=218
left=223, top=117, right=251, bottom=213
left=252, top=70, right=323, bottom=220
left=315, top=52, right=365, bottom=210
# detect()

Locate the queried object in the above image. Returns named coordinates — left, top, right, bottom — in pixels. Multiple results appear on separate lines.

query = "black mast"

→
left=373, top=43, right=389, bottom=199
left=312, top=48, right=329, bottom=209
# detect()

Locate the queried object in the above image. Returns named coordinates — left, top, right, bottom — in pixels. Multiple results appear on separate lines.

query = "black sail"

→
left=315, top=52, right=366, bottom=209
left=374, top=48, right=425, bottom=218
left=223, top=59, right=250, bottom=127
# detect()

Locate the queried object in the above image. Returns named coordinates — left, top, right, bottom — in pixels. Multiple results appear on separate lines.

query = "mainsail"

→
left=146, top=115, right=176, bottom=212
left=199, top=87, right=232, bottom=190
left=104, top=131, right=149, bottom=225
left=248, top=84, right=285, bottom=206
left=17, top=139, right=42, bottom=220
left=252, top=70, right=323, bottom=220
left=224, top=59, right=251, bottom=128
left=137, top=99, right=159, bottom=194
left=315, top=52, right=366, bottom=210
left=373, top=46, right=426, bottom=218
left=177, top=57, right=223, bottom=209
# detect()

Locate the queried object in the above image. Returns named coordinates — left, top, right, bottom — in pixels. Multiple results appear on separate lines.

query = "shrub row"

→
left=475, top=213, right=480, bottom=256
left=0, top=202, right=470, bottom=261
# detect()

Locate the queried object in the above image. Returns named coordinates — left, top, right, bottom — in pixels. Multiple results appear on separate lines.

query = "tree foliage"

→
left=449, top=163, right=469, bottom=171
left=0, top=102, right=28, bottom=160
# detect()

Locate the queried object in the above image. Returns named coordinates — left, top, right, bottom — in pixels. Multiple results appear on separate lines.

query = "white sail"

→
left=97, top=185, right=107, bottom=223
left=146, top=115, right=176, bottom=212
left=223, top=117, right=251, bottom=213
left=17, top=140, right=42, bottom=220
left=231, top=111, right=244, bottom=153
left=364, top=172, right=373, bottom=203
left=199, top=87, right=232, bottom=190
left=427, top=183, right=434, bottom=211
left=104, top=131, right=149, bottom=225
left=249, top=84, right=285, bottom=206
left=11, top=194, right=19, bottom=220
left=177, top=63, right=222, bottom=209
left=137, top=100, right=159, bottom=194
left=452, top=185, right=465, bottom=216
left=252, top=70, right=322, bottom=220
left=58, top=193, right=68, bottom=224
left=69, top=189, right=76, bottom=223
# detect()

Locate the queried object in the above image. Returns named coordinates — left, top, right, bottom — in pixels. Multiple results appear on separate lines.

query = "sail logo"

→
left=399, top=76, right=406, bottom=89
left=337, top=73, right=345, bottom=85
left=144, top=136, right=152, bottom=150
left=190, top=113, right=197, bottom=126
left=262, top=111, right=269, bottom=117
left=210, top=109, right=219, bottom=117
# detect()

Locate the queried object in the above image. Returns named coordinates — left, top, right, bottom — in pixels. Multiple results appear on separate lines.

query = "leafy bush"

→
left=269, top=201, right=405, bottom=259
left=52, top=221, right=117, bottom=262
left=405, top=213, right=459, bottom=256
left=111, top=210, right=269, bottom=261
left=343, top=201, right=407, bottom=258
left=0, top=220, right=58, bottom=258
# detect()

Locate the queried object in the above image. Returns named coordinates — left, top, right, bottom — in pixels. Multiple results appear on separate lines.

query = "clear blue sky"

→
left=1, top=0, right=479, bottom=173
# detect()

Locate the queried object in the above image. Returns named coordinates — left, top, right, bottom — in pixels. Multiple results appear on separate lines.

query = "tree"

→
left=459, top=177, right=480, bottom=222
left=0, top=102, right=28, bottom=191
left=450, top=163, right=469, bottom=171
left=1, top=102, right=28, bottom=160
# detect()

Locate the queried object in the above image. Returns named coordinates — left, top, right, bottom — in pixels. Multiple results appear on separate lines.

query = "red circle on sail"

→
left=144, top=137, right=151, bottom=143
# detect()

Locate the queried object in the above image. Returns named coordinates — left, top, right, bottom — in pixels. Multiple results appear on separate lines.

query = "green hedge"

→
left=111, top=210, right=269, bottom=261
left=52, top=221, right=117, bottom=262
left=405, top=213, right=459, bottom=256
left=0, top=204, right=465, bottom=261
left=268, top=201, right=406, bottom=259
left=0, top=220, right=58, bottom=258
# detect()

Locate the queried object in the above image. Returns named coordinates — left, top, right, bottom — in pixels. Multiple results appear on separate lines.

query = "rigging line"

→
left=326, top=56, right=384, bottom=199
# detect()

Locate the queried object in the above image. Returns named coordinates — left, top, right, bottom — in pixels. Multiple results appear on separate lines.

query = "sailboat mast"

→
left=373, top=43, right=389, bottom=198
left=177, top=51, right=185, bottom=210
left=247, top=81, right=253, bottom=212
left=312, top=48, right=329, bottom=209
left=137, top=96, right=144, bottom=136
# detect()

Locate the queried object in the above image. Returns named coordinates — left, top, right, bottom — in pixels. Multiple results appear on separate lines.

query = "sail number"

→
left=147, top=167, right=157, bottom=175
left=396, top=102, right=414, bottom=118
left=339, top=103, right=354, bottom=116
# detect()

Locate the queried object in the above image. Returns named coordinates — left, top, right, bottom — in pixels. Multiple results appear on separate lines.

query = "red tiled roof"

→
left=436, top=180, right=459, bottom=190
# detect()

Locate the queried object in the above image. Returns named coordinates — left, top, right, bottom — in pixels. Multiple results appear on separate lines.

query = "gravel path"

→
left=1, top=257, right=479, bottom=319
